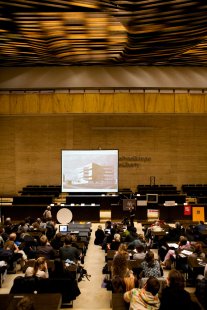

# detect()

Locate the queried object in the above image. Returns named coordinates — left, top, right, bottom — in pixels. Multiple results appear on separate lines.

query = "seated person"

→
left=25, top=256, right=49, bottom=278
left=94, top=225, right=105, bottom=246
left=45, top=219, right=57, bottom=241
left=124, top=227, right=139, bottom=243
left=50, top=232, right=64, bottom=250
left=111, top=252, right=137, bottom=293
left=160, top=269, right=197, bottom=310
left=189, top=242, right=205, bottom=259
left=108, top=233, right=121, bottom=251
left=140, top=250, right=162, bottom=278
left=161, top=236, right=191, bottom=269
left=4, top=232, right=27, bottom=269
left=124, top=276, right=160, bottom=310
left=128, top=233, right=147, bottom=250
left=133, top=244, right=146, bottom=260
left=115, top=243, right=130, bottom=259
left=32, top=235, right=55, bottom=259
left=59, top=235, right=81, bottom=263
left=195, top=221, right=207, bottom=233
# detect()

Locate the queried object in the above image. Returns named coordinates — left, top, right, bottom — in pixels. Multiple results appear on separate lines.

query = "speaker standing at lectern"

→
left=129, top=207, right=135, bottom=227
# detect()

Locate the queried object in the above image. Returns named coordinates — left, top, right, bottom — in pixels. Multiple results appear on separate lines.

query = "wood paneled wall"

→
left=1, top=93, right=207, bottom=115
left=0, top=104, right=207, bottom=195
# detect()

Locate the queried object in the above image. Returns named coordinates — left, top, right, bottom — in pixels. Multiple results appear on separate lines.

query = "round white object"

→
left=57, top=208, right=73, bottom=224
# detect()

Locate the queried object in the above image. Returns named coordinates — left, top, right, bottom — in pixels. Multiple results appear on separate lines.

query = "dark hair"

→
left=136, top=244, right=144, bottom=253
left=168, top=269, right=185, bottom=290
left=145, top=250, right=155, bottom=267
left=193, top=242, right=203, bottom=254
left=179, top=238, right=187, bottom=246
left=64, top=235, right=72, bottom=245
left=16, top=296, right=34, bottom=310
left=145, top=276, right=160, bottom=296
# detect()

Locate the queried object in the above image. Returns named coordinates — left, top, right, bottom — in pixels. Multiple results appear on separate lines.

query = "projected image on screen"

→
left=62, top=150, right=118, bottom=193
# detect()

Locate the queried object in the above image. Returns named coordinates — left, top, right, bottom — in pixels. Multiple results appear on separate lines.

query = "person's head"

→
left=114, top=234, right=121, bottom=242
left=145, top=276, right=160, bottom=296
left=167, top=269, right=185, bottom=290
left=64, top=235, right=72, bottom=245
left=136, top=244, right=144, bottom=253
left=39, top=234, right=48, bottom=245
left=112, top=253, right=128, bottom=277
left=117, top=243, right=128, bottom=258
left=47, top=206, right=51, bottom=210
left=16, top=296, right=34, bottom=310
left=200, top=221, right=204, bottom=225
left=55, top=232, right=62, bottom=240
left=175, top=222, right=181, bottom=229
left=145, top=250, right=154, bottom=265
left=179, top=236, right=187, bottom=246
left=32, top=222, right=40, bottom=229
left=105, top=221, right=112, bottom=229
left=9, top=233, right=17, bottom=241
left=33, top=256, right=47, bottom=275
left=138, top=234, right=145, bottom=242
left=71, top=234, right=77, bottom=242
left=5, top=217, right=11, bottom=225
left=98, top=225, right=102, bottom=230
left=193, top=242, right=203, bottom=253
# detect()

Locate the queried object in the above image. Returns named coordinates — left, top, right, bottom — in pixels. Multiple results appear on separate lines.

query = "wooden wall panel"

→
left=113, top=93, right=145, bottom=113
left=83, top=94, right=100, bottom=113
left=0, top=118, right=16, bottom=194
left=145, top=93, right=175, bottom=113
left=1, top=93, right=207, bottom=115
left=0, top=95, right=10, bottom=114
left=69, top=94, right=84, bottom=113
left=174, top=93, right=205, bottom=113
left=99, top=94, right=114, bottom=113
left=39, top=94, right=54, bottom=114
left=1, top=114, right=207, bottom=195
left=204, top=94, right=207, bottom=112
left=10, top=95, right=25, bottom=115
left=188, top=94, right=205, bottom=113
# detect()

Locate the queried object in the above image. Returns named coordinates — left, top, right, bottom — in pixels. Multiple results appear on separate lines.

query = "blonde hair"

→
left=114, top=234, right=121, bottom=242
left=33, top=257, right=47, bottom=276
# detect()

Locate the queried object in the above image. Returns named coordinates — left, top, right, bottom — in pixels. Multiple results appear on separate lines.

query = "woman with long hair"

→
left=25, top=256, right=49, bottom=278
left=111, top=253, right=137, bottom=292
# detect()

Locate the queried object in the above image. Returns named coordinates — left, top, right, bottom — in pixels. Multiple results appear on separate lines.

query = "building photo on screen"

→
left=62, top=150, right=118, bottom=193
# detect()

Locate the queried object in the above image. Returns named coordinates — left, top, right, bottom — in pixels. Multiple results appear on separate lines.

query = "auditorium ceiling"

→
left=1, top=1, right=207, bottom=67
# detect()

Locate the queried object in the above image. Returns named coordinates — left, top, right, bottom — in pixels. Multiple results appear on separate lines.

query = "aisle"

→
left=73, top=223, right=112, bottom=310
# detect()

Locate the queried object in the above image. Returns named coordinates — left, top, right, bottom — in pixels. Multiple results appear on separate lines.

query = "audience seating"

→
left=10, top=275, right=81, bottom=306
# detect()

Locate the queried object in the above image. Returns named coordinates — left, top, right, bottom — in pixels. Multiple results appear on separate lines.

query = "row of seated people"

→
left=0, top=232, right=85, bottom=272
left=94, top=221, right=148, bottom=252
left=111, top=270, right=203, bottom=310
left=9, top=256, right=81, bottom=305
left=0, top=215, right=88, bottom=276
left=102, top=244, right=202, bottom=309
left=96, top=220, right=207, bottom=309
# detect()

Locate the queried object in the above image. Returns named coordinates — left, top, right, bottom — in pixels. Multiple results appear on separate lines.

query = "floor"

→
left=0, top=222, right=195, bottom=309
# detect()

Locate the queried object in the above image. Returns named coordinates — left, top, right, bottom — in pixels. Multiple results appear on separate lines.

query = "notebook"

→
left=181, top=249, right=193, bottom=256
